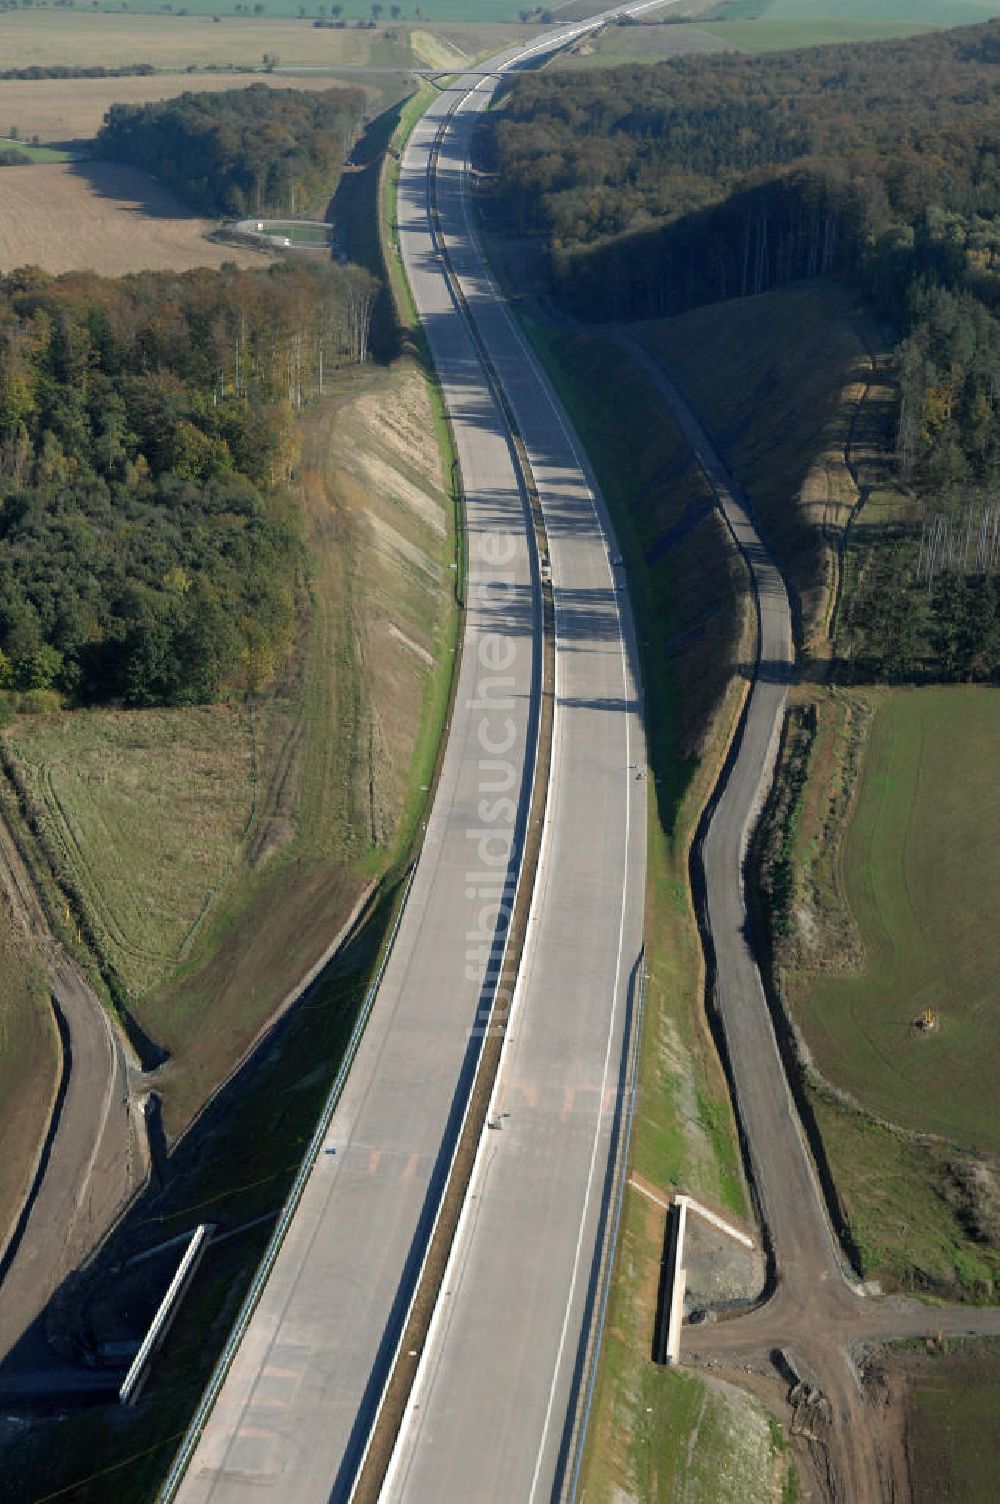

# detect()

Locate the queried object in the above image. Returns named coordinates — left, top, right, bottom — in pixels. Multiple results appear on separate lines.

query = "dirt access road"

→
left=623, top=337, right=1000, bottom=1503
left=0, top=815, right=142, bottom=1377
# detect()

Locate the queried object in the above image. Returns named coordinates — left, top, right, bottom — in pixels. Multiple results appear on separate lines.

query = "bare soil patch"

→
left=0, top=160, right=265, bottom=275
left=872, top=1337, right=1000, bottom=1504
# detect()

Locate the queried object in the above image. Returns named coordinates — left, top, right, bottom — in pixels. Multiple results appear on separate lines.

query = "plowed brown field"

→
left=0, top=160, right=267, bottom=274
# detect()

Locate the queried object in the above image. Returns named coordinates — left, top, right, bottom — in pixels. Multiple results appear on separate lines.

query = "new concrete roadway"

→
left=170, top=11, right=656, bottom=1501
left=380, top=65, right=647, bottom=1504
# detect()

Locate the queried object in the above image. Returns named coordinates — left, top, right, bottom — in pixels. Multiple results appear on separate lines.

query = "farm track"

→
left=623, top=336, right=1000, bottom=1503
left=0, top=810, right=141, bottom=1373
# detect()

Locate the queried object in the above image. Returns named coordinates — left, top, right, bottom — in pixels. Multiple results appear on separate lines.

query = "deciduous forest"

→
left=494, top=21, right=1000, bottom=680
left=98, top=84, right=366, bottom=218
left=0, top=260, right=377, bottom=709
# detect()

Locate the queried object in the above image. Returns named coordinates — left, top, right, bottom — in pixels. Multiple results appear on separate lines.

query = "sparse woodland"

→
left=494, top=22, right=1000, bottom=679
left=0, top=260, right=376, bottom=708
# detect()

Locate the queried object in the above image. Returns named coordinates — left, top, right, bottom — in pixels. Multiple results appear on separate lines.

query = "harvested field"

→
left=0, top=161, right=266, bottom=275
left=0, top=70, right=358, bottom=146
left=0, top=13, right=531, bottom=79
left=0, top=912, right=56, bottom=1257
left=0, top=13, right=409, bottom=72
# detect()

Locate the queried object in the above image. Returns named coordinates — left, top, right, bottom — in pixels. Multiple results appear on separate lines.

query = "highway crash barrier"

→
left=654, top=1197, right=687, bottom=1367
left=119, top=1223, right=214, bottom=1406
left=653, top=1192, right=754, bottom=1367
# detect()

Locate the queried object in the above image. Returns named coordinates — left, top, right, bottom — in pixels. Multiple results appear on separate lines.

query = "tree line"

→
left=0, top=259, right=377, bottom=708
left=0, top=64, right=156, bottom=80
left=492, top=21, right=1000, bottom=681
left=98, top=83, right=366, bottom=219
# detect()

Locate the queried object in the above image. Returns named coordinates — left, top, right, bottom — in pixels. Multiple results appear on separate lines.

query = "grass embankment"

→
left=0, top=915, right=56, bottom=1254
left=5, top=707, right=256, bottom=1001
left=522, top=322, right=796, bottom=1501
left=632, top=281, right=892, bottom=651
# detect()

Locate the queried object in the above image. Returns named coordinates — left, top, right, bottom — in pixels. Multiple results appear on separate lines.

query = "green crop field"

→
left=694, top=0, right=999, bottom=51
left=790, top=686, right=1000, bottom=1155
left=701, top=17, right=939, bottom=48
left=0, top=136, right=77, bottom=162
left=714, top=0, right=998, bottom=20
left=763, top=0, right=998, bottom=20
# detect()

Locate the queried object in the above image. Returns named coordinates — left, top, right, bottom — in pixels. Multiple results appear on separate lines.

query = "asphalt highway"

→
left=171, top=12, right=655, bottom=1502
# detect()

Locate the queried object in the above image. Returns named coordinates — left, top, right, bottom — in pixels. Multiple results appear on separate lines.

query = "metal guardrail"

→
left=158, top=862, right=417, bottom=1502
left=120, top=1223, right=213, bottom=1407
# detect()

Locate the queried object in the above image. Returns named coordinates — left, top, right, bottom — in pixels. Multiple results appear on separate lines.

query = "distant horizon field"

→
left=0, top=13, right=533, bottom=78
left=722, top=0, right=999, bottom=19
left=763, top=0, right=998, bottom=19
left=792, top=685, right=1000, bottom=1155
left=0, top=0, right=545, bottom=20
left=699, top=17, right=941, bottom=49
